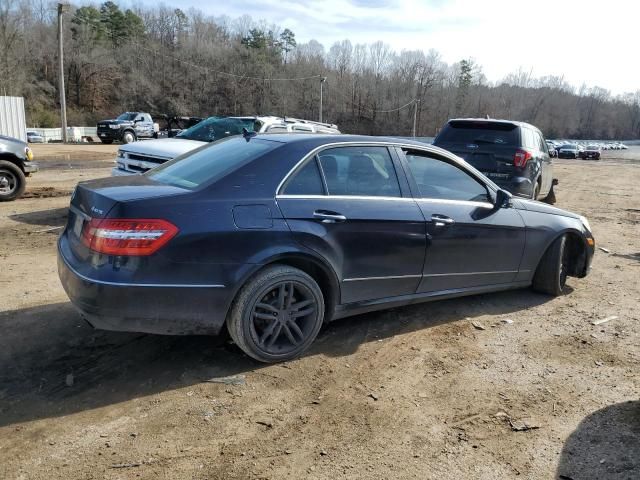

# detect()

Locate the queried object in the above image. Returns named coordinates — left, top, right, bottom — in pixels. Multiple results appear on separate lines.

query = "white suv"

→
left=112, top=116, right=340, bottom=176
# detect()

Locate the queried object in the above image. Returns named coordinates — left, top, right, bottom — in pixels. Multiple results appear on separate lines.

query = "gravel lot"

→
left=1, top=144, right=639, bottom=479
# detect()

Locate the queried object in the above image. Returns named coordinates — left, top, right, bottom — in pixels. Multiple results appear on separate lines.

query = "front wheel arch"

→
left=533, top=229, right=587, bottom=280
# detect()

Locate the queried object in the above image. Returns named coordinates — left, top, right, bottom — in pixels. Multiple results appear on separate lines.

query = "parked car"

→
left=26, top=131, right=45, bottom=143
left=97, top=112, right=158, bottom=144
left=558, top=144, right=580, bottom=159
left=0, top=134, right=38, bottom=201
left=433, top=118, right=556, bottom=202
left=58, top=134, right=594, bottom=363
left=546, top=140, right=558, bottom=157
left=580, top=144, right=601, bottom=160
left=111, top=116, right=341, bottom=176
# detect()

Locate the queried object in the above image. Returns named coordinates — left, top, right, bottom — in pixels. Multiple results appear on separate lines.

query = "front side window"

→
left=404, top=151, right=490, bottom=203
left=318, top=146, right=401, bottom=197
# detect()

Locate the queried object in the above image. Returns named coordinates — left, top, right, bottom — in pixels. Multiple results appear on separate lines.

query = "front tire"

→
left=0, top=160, right=26, bottom=201
left=532, top=235, right=569, bottom=296
left=227, top=265, right=325, bottom=363
left=122, top=131, right=136, bottom=144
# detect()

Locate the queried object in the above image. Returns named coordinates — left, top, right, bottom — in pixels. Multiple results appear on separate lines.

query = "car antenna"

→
left=242, top=127, right=257, bottom=141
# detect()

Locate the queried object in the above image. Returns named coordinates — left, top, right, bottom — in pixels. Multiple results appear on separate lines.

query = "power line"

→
left=134, top=43, right=323, bottom=82
left=328, top=86, right=417, bottom=114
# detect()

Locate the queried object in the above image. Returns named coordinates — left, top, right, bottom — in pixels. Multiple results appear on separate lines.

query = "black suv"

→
left=434, top=119, right=556, bottom=202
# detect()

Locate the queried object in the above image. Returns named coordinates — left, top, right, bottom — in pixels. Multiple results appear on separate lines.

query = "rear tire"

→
left=227, top=265, right=325, bottom=363
left=532, top=235, right=569, bottom=296
left=542, top=182, right=557, bottom=204
left=532, top=181, right=540, bottom=200
left=0, top=160, right=26, bottom=201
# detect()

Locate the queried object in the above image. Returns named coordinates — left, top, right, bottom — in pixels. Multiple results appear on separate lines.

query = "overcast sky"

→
left=143, top=0, right=637, bottom=94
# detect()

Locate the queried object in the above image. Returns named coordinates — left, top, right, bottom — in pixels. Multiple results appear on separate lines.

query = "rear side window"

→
left=404, top=151, right=490, bottom=203
left=435, top=121, right=518, bottom=146
left=521, top=128, right=536, bottom=149
left=282, top=159, right=325, bottom=195
left=318, top=146, right=401, bottom=197
left=147, top=137, right=279, bottom=190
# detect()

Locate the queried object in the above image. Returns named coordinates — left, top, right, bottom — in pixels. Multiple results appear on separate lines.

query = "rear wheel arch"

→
left=227, top=253, right=340, bottom=326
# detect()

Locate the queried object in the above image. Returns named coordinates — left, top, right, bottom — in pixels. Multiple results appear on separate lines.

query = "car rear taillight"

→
left=513, top=149, right=532, bottom=168
left=81, top=218, right=178, bottom=256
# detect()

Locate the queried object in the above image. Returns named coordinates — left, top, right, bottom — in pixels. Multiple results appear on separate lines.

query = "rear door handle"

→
left=431, top=214, right=455, bottom=227
left=313, top=210, right=347, bottom=223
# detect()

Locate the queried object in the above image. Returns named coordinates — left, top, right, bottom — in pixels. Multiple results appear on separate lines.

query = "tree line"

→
left=1, top=0, right=639, bottom=139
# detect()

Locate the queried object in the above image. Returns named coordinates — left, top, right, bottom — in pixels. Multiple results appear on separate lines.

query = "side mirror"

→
left=495, top=189, right=512, bottom=208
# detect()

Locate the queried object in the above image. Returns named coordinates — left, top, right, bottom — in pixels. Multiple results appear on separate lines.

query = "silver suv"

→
left=112, top=116, right=340, bottom=176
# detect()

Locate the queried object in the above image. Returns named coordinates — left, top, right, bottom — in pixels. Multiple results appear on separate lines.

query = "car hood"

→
left=0, top=134, right=27, bottom=148
left=516, top=198, right=581, bottom=220
left=118, top=138, right=205, bottom=159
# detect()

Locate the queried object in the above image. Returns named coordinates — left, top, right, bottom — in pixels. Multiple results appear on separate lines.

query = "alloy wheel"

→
left=249, top=281, right=318, bottom=356
left=0, top=169, right=17, bottom=195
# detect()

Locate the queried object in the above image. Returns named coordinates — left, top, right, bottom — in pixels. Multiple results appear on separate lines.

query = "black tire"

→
left=0, top=160, right=26, bottom=201
left=532, top=181, right=540, bottom=200
left=542, top=183, right=557, bottom=205
left=532, top=235, right=569, bottom=296
left=227, top=265, right=325, bottom=363
left=122, top=131, right=136, bottom=144
left=100, top=138, right=114, bottom=144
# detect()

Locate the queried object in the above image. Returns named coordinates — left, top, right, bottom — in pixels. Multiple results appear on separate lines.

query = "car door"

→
left=398, top=148, right=527, bottom=293
left=276, top=145, right=426, bottom=304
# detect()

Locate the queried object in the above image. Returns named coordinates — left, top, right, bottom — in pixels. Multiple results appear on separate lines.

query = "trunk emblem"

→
left=467, top=144, right=479, bottom=149
left=91, top=206, right=104, bottom=215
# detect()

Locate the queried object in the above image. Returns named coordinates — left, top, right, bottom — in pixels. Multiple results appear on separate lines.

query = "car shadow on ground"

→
left=0, top=288, right=552, bottom=429
left=9, top=207, right=68, bottom=226
left=556, top=400, right=640, bottom=480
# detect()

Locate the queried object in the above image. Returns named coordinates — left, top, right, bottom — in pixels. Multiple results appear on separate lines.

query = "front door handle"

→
left=431, top=214, right=455, bottom=227
left=313, top=210, right=347, bottom=223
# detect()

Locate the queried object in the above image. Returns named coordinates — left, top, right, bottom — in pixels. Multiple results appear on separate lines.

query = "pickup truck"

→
left=112, top=116, right=340, bottom=176
left=97, top=112, right=157, bottom=144
left=0, top=134, right=38, bottom=201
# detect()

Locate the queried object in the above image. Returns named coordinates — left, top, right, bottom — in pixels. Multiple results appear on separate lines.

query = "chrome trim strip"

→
left=343, top=274, right=422, bottom=282
left=60, top=250, right=225, bottom=288
left=277, top=194, right=415, bottom=202
left=423, top=270, right=518, bottom=277
left=416, top=198, right=494, bottom=208
left=277, top=194, right=493, bottom=209
left=69, top=204, right=91, bottom=220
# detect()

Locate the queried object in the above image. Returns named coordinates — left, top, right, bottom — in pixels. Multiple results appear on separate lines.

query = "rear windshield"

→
left=176, top=117, right=258, bottom=142
left=146, top=137, right=279, bottom=190
left=435, top=121, right=518, bottom=146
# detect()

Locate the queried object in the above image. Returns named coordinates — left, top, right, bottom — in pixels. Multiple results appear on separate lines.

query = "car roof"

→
left=447, top=117, right=542, bottom=132
left=246, top=133, right=458, bottom=162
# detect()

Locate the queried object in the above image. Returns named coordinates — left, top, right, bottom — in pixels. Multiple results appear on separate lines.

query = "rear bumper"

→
left=57, top=238, right=231, bottom=336
left=492, top=176, right=534, bottom=198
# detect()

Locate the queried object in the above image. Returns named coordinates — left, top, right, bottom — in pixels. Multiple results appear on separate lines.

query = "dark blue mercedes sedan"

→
left=58, top=134, right=595, bottom=362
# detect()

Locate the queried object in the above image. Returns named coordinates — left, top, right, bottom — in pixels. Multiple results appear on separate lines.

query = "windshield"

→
left=176, top=117, right=257, bottom=142
left=116, top=112, right=137, bottom=121
left=561, top=144, right=577, bottom=150
left=435, top=121, right=518, bottom=146
left=146, top=137, right=280, bottom=189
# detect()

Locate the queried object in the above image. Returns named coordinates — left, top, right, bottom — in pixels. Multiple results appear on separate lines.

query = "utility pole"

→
left=319, top=77, right=327, bottom=123
left=57, top=3, right=70, bottom=143
left=412, top=99, right=420, bottom=137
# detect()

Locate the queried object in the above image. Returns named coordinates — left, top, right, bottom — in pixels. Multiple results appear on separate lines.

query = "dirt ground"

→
left=1, top=144, right=639, bottom=480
